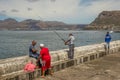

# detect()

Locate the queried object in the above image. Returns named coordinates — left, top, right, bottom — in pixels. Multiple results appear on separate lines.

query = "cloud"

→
left=0, top=0, right=120, bottom=24
left=1, top=10, right=6, bottom=13
left=0, top=10, right=7, bottom=16
left=27, top=8, right=32, bottom=11
left=0, top=11, right=8, bottom=20
left=0, top=12, right=6, bottom=16
left=26, top=0, right=40, bottom=2
left=76, top=0, right=120, bottom=23
left=50, top=0, right=56, bottom=2
left=0, top=0, right=80, bottom=19
left=11, top=9, right=19, bottom=12
left=79, top=0, right=93, bottom=6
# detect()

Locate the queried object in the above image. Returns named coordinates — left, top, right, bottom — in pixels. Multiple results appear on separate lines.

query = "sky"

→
left=0, top=0, right=120, bottom=24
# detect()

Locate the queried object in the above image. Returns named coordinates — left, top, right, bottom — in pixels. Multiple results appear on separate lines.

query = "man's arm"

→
left=37, top=51, right=42, bottom=63
left=65, top=39, right=71, bottom=45
left=32, top=48, right=38, bottom=53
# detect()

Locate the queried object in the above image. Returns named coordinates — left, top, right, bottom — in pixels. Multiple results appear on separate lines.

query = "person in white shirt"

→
left=65, top=33, right=75, bottom=59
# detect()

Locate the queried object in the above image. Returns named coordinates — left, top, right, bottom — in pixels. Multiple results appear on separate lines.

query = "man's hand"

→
left=35, top=49, right=38, bottom=52
left=32, top=48, right=38, bottom=53
left=64, top=41, right=68, bottom=45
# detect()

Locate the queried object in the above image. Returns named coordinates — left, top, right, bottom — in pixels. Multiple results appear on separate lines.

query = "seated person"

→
left=24, top=61, right=36, bottom=72
left=29, top=40, right=39, bottom=59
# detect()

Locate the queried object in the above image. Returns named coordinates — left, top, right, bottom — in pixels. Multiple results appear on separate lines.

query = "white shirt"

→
left=69, top=35, right=75, bottom=44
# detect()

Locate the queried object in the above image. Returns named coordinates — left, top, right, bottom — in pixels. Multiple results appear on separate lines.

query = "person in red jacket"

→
left=24, top=61, right=36, bottom=72
left=37, top=44, right=52, bottom=77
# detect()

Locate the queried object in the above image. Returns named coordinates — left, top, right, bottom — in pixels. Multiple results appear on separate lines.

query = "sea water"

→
left=0, top=30, right=120, bottom=59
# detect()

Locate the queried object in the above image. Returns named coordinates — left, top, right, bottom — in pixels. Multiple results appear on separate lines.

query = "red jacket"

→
left=40, top=47, right=51, bottom=61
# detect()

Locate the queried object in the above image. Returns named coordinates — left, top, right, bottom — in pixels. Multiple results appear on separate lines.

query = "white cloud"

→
left=0, top=0, right=120, bottom=24
left=75, top=0, right=120, bottom=23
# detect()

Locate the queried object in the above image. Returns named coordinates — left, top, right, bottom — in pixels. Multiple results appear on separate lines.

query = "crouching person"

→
left=37, top=44, right=52, bottom=78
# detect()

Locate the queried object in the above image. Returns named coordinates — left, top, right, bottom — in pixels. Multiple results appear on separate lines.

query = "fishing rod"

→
left=53, top=31, right=66, bottom=42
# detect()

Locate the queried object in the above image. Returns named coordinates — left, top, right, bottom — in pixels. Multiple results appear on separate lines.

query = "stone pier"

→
left=0, top=40, right=120, bottom=80
left=43, top=52, right=120, bottom=80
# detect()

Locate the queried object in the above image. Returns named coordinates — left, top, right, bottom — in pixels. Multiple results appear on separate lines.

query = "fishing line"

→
left=53, top=30, right=66, bottom=42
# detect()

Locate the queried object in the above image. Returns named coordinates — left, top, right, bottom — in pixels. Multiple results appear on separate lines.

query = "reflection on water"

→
left=0, top=31, right=120, bottom=59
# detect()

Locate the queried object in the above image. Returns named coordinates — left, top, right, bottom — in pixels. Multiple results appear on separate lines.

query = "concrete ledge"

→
left=0, top=40, right=120, bottom=80
left=0, top=69, right=42, bottom=80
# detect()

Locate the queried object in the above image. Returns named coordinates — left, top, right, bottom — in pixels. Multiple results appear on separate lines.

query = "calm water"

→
left=0, top=31, right=120, bottom=59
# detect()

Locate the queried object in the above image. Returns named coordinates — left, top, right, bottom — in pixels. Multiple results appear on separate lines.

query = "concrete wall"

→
left=0, top=40, right=120, bottom=80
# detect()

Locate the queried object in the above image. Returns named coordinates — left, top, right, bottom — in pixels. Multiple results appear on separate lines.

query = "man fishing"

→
left=54, top=31, right=75, bottom=59
left=65, top=33, right=75, bottom=59
left=105, top=32, right=112, bottom=52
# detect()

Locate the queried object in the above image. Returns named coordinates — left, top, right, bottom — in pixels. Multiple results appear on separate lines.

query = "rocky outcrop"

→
left=86, top=11, right=120, bottom=30
left=0, top=18, right=87, bottom=30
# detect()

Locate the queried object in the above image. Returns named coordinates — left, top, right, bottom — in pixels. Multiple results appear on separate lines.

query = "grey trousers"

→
left=68, top=44, right=74, bottom=59
left=105, top=42, right=110, bottom=54
left=106, top=42, right=110, bottom=50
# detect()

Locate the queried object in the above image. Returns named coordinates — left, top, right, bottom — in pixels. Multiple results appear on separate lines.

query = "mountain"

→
left=86, top=11, right=120, bottom=30
left=0, top=18, right=87, bottom=30
left=0, top=18, right=19, bottom=30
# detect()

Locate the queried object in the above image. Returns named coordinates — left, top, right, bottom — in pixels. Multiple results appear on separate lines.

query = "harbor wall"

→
left=0, top=40, right=120, bottom=80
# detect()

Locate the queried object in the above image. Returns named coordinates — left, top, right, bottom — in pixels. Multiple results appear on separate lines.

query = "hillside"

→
left=0, top=18, right=87, bottom=30
left=86, top=11, right=120, bottom=30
